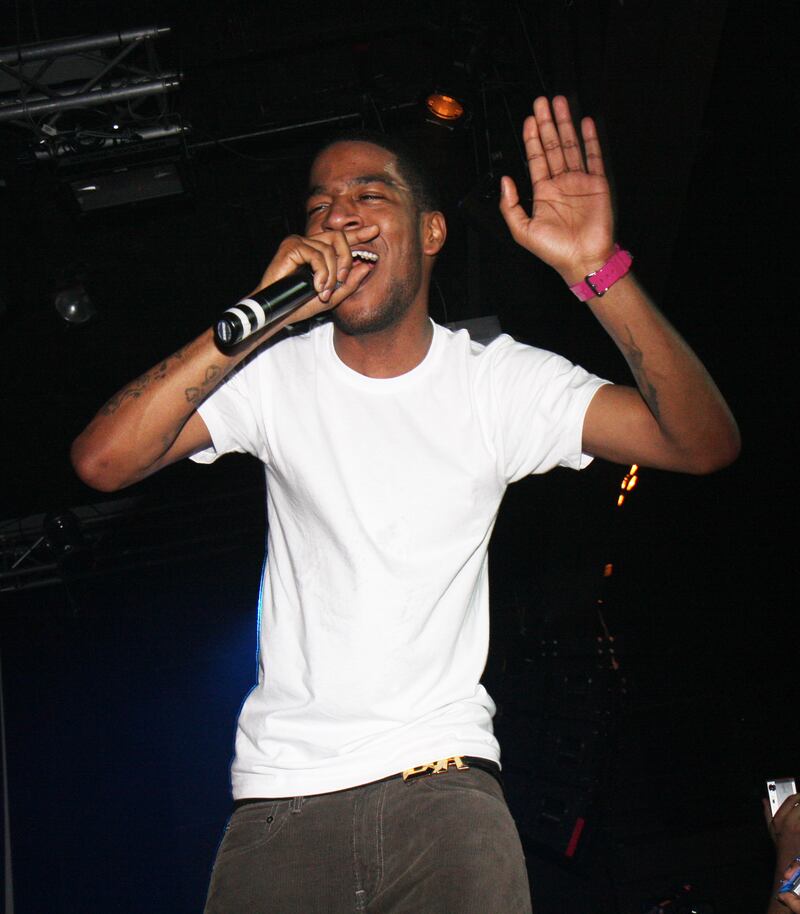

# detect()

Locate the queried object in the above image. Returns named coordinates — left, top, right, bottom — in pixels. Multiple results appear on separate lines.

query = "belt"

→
left=234, top=756, right=501, bottom=808
left=396, top=755, right=499, bottom=783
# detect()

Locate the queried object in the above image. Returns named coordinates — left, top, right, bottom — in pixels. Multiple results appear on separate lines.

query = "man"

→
left=71, top=97, right=740, bottom=912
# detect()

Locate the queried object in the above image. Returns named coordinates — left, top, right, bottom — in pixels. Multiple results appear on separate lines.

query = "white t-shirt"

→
left=192, top=319, right=609, bottom=798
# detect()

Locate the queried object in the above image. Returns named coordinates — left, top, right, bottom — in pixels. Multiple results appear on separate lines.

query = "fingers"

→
left=263, top=225, right=379, bottom=303
left=775, top=793, right=800, bottom=827
left=523, top=96, right=606, bottom=182
left=316, top=224, right=378, bottom=299
left=498, top=175, right=528, bottom=242
left=325, top=259, right=372, bottom=309
left=581, top=114, right=606, bottom=177
left=310, top=224, right=379, bottom=301
left=551, top=95, right=584, bottom=173
left=524, top=96, right=576, bottom=182
left=779, top=863, right=800, bottom=914
left=784, top=858, right=800, bottom=879
left=299, top=237, right=343, bottom=302
left=522, top=108, right=552, bottom=187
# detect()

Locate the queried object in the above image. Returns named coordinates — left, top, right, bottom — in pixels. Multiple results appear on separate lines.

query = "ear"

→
left=421, top=211, right=447, bottom=256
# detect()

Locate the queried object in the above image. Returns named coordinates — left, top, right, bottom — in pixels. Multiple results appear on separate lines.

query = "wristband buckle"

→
left=584, top=271, right=607, bottom=298
left=568, top=244, right=633, bottom=302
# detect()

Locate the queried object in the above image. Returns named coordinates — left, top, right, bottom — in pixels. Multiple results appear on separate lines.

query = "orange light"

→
left=620, top=478, right=628, bottom=489
left=617, top=494, right=625, bottom=507
left=630, top=464, right=638, bottom=474
left=426, top=93, right=464, bottom=121
left=626, top=475, right=638, bottom=491
left=603, top=563, right=614, bottom=577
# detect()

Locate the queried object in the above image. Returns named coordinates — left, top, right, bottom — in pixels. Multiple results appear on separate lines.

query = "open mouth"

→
left=351, top=249, right=379, bottom=265
left=349, top=249, right=379, bottom=290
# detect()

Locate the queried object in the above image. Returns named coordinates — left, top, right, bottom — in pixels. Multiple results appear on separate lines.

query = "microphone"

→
left=214, top=264, right=316, bottom=349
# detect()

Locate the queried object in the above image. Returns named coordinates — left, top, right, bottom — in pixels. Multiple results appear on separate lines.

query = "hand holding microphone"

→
left=214, top=225, right=379, bottom=349
left=215, top=264, right=317, bottom=347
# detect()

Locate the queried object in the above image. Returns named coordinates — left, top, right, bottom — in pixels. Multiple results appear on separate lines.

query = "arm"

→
left=71, top=224, right=379, bottom=492
left=765, top=795, right=800, bottom=914
left=498, top=96, right=740, bottom=474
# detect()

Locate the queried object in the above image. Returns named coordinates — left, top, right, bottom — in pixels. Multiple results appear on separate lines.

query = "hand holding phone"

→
left=779, top=861, right=800, bottom=898
left=768, top=778, right=798, bottom=817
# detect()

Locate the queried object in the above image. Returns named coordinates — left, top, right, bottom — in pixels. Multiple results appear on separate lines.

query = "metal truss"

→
left=0, top=486, right=265, bottom=594
left=0, top=26, right=184, bottom=162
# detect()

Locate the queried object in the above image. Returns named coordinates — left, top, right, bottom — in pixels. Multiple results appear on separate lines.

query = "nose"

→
left=322, top=195, right=362, bottom=231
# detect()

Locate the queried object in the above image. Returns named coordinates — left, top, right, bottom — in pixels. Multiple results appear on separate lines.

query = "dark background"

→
left=0, top=2, right=794, bottom=912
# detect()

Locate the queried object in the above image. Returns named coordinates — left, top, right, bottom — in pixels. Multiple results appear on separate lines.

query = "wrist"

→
left=559, top=248, right=616, bottom=287
left=566, top=244, right=633, bottom=302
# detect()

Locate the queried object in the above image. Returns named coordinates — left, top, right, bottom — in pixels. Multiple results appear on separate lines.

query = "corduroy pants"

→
left=203, top=765, right=532, bottom=914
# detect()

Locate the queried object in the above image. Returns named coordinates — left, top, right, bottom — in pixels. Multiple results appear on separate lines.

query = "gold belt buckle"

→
left=402, top=756, right=470, bottom=782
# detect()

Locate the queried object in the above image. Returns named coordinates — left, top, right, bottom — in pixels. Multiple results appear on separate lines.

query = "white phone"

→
left=767, top=777, right=797, bottom=816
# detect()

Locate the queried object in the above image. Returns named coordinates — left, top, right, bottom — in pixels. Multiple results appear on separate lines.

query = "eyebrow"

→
left=306, top=174, right=403, bottom=202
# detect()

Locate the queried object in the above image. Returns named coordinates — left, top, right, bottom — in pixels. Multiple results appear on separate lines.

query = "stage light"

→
left=426, top=92, right=465, bottom=122
left=67, top=160, right=186, bottom=212
left=615, top=464, right=642, bottom=507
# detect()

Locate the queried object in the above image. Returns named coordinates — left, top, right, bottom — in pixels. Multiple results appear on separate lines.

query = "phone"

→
left=767, top=777, right=797, bottom=816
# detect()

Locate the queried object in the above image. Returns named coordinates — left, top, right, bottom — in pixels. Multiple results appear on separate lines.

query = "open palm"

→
left=500, top=96, right=615, bottom=283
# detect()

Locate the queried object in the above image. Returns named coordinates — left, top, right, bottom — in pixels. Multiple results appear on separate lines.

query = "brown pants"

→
left=204, top=766, right=532, bottom=914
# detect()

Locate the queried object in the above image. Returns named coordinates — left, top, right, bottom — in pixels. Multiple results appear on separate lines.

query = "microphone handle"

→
left=214, top=264, right=315, bottom=349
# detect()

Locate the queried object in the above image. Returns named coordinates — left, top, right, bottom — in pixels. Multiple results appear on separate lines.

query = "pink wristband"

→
left=569, top=244, right=633, bottom=302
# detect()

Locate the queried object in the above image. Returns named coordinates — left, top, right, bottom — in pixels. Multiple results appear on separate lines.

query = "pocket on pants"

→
left=216, top=800, right=290, bottom=860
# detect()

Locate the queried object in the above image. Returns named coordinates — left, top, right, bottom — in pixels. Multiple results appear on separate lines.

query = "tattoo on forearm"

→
left=101, top=373, right=152, bottom=415
left=151, top=351, right=184, bottom=381
left=99, top=344, right=216, bottom=417
left=620, top=327, right=661, bottom=421
left=185, top=365, right=222, bottom=405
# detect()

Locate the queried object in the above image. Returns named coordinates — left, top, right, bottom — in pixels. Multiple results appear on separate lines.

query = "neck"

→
left=333, top=310, right=433, bottom=379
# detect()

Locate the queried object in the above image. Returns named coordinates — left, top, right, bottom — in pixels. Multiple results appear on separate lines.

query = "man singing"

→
left=72, top=96, right=739, bottom=912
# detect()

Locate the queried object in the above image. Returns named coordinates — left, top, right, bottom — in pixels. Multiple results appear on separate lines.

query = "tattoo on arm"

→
left=101, top=373, right=150, bottom=415
left=99, top=347, right=190, bottom=416
left=185, top=365, right=222, bottom=405
left=620, top=326, right=661, bottom=422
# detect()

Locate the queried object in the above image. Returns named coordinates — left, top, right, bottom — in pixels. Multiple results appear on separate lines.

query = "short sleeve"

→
left=190, top=360, right=266, bottom=465
left=485, top=336, right=611, bottom=482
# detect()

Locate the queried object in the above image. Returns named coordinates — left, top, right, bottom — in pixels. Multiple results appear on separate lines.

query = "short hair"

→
left=309, top=129, right=441, bottom=214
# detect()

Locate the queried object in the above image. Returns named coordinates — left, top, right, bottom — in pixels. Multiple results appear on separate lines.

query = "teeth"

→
left=351, top=249, right=378, bottom=263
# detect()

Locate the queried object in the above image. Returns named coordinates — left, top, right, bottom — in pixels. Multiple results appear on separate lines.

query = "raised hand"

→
left=499, top=95, right=615, bottom=286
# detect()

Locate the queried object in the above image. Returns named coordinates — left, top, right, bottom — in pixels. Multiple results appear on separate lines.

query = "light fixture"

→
left=67, top=160, right=186, bottom=212
left=52, top=264, right=97, bottom=326
left=54, top=282, right=96, bottom=325
left=425, top=92, right=466, bottom=123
